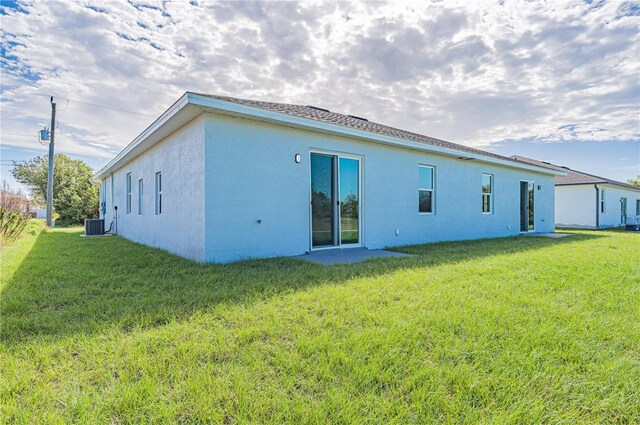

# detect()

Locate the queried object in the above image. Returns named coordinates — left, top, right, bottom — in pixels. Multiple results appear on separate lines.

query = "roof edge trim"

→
left=95, top=92, right=566, bottom=179
left=188, top=93, right=565, bottom=176
left=93, top=93, right=190, bottom=179
left=557, top=181, right=640, bottom=191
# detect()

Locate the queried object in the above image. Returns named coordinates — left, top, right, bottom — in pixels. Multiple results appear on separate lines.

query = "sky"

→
left=1, top=0, right=639, bottom=194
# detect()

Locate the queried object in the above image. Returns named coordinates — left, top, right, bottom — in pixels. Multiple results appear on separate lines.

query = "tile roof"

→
left=511, top=155, right=640, bottom=190
left=195, top=93, right=558, bottom=170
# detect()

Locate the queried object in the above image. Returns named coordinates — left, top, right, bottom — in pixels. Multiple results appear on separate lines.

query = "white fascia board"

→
left=558, top=182, right=640, bottom=192
left=599, top=182, right=640, bottom=193
left=188, top=93, right=565, bottom=177
left=93, top=93, right=192, bottom=180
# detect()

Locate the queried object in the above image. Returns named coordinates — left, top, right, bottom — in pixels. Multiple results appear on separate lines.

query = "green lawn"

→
left=1, top=222, right=639, bottom=423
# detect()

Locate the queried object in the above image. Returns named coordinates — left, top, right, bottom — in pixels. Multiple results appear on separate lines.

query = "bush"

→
left=0, top=185, right=33, bottom=240
left=0, top=206, right=30, bottom=240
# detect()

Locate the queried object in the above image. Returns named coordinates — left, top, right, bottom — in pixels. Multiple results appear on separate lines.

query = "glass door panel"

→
left=520, top=182, right=527, bottom=232
left=528, top=182, right=535, bottom=231
left=311, top=154, right=335, bottom=247
left=339, top=158, right=360, bottom=245
left=520, top=182, right=535, bottom=232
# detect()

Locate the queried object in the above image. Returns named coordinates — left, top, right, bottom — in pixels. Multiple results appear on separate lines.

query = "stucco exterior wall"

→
left=99, top=115, right=206, bottom=260
left=204, top=113, right=556, bottom=263
left=555, top=184, right=640, bottom=229
left=555, top=185, right=597, bottom=228
left=598, top=184, right=640, bottom=228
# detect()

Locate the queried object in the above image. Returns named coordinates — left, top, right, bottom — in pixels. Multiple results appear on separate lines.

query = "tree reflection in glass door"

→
left=311, top=154, right=335, bottom=247
left=339, top=158, right=359, bottom=245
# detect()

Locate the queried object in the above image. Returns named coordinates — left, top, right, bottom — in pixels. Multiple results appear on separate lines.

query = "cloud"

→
left=0, top=0, right=638, bottom=173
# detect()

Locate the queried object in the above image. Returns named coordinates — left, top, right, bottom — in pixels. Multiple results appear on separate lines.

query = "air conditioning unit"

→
left=84, top=219, right=104, bottom=236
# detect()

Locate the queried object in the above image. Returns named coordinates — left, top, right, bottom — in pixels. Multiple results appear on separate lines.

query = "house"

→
left=94, top=93, right=564, bottom=263
left=512, top=156, right=640, bottom=229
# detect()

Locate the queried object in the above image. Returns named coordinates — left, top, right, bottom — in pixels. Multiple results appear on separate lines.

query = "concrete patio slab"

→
left=298, top=247, right=411, bottom=265
left=523, top=232, right=571, bottom=238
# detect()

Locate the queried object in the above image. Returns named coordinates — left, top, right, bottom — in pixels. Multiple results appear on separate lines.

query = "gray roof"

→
left=195, top=93, right=557, bottom=170
left=511, top=155, right=640, bottom=190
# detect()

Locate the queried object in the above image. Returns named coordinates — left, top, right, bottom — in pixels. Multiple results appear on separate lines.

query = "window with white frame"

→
left=482, top=174, right=493, bottom=213
left=636, top=199, right=640, bottom=216
left=600, top=189, right=606, bottom=213
left=155, top=172, right=162, bottom=215
left=138, top=179, right=143, bottom=215
left=419, top=165, right=434, bottom=214
left=126, top=173, right=132, bottom=214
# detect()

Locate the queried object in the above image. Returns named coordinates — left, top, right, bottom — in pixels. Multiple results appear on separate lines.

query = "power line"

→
left=63, top=97, right=153, bottom=117
left=58, top=99, right=69, bottom=112
left=1, top=133, right=37, bottom=137
left=20, top=93, right=156, bottom=117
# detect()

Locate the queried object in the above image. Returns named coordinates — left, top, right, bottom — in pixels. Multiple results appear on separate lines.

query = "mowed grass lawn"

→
left=1, top=222, right=639, bottom=423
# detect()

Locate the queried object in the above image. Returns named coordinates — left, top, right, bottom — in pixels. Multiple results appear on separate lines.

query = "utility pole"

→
left=46, top=97, right=56, bottom=227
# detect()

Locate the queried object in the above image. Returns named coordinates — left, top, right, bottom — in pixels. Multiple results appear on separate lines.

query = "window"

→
left=126, top=173, right=132, bottom=214
left=600, top=189, right=606, bottom=213
left=138, top=179, right=143, bottom=215
left=482, top=174, right=493, bottom=213
left=419, top=165, right=434, bottom=213
left=636, top=199, right=640, bottom=216
left=155, top=172, right=162, bottom=215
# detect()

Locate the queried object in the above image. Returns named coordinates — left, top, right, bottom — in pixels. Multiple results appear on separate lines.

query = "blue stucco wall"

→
left=204, top=113, right=555, bottom=263
left=99, top=116, right=206, bottom=261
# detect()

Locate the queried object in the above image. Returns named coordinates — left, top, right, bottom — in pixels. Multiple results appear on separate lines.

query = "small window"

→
left=636, top=199, right=640, bottom=216
left=138, top=179, right=143, bottom=215
left=419, top=165, right=434, bottom=214
left=155, top=172, right=162, bottom=215
left=126, top=173, right=132, bottom=214
left=600, top=189, right=606, bottom=213
left=482, top=174, right=493, bottom=213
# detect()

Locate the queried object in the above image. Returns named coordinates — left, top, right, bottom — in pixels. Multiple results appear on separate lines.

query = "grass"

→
left=1, top=222, right=639, bottom=423
left=313, top=218, right=359, bottom=246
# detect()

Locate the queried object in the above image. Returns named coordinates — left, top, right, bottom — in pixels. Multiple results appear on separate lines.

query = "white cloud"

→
left=0, top=0, right=638, bottom=171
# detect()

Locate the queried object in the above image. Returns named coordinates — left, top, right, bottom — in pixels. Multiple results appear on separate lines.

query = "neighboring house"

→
left=94, top=92, right=563, bottom=263
left=512, top=156, right=640, bottom=229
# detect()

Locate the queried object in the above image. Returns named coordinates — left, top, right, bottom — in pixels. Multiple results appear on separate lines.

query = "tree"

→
left=341, top=194, right=359, bottom=219
left=11, top=154, right=99, bottom=225
left=627, top=175, right=640, bottom=187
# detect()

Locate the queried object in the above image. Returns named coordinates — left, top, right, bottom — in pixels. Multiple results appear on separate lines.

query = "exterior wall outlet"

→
left=395, top=228, right=400, bottom=235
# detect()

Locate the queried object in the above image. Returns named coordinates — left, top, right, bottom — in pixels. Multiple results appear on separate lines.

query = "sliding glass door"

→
left=311, top=153, right=361, bottom=248
left=520, top=181, right=535, bottom=232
